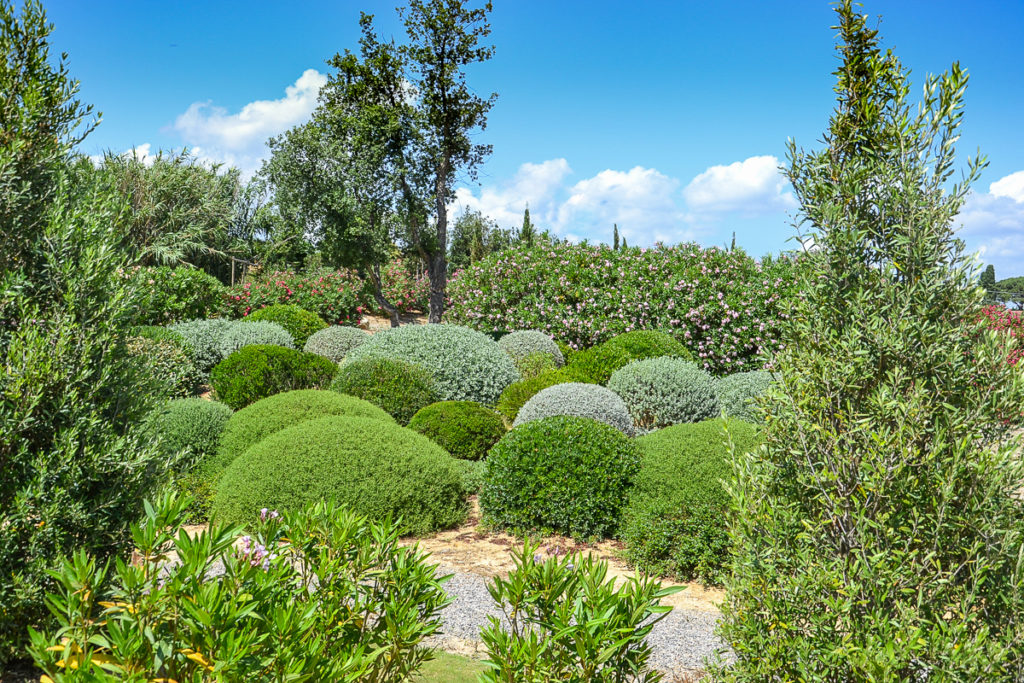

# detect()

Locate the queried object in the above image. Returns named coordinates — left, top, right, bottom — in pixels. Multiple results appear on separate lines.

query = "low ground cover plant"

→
left=346, top=324, right=520, bottom=405
left=304, top=324, right=369, bottom=362
left=213, top=416, right=467, bottom=534
left=244, top=302, right=327, bottom=347
left=514, top=382, right=635, bottom=435
left=332, top=356, right=439, bottom=424
left=29, top=495, right=450, bottom=682
left=608, top=357, right=720, bottom=431
left=210, top=345, right=337, bottom=409
left=480, top=541, right=680, bottom=682
left=568, top=330, right=692, bottom=384
left=408, top=401, right=506, bottom=460
left=481, top=416, right=641, bottom=539
left=224, top=268, right=371, bottom=325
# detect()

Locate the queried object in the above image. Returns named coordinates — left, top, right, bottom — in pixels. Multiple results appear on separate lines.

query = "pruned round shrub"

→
left=408, top=401, right=506, bottom=461
left=245, top=303, right=327, bottom=347
left=513, top=351, right=559, bottom=380
left=514, top=382, right=635, bottom=435
left=212, top=416, right=468, bottom=535
left=169, top=318, right=235, bottom=374
left=303, top=325, right=369, bottom=362
left=331, top=357, right=438, bottom=424
left=345, top=324, right=519, bottom=405
left=495, top=369, right=584, bottom=423
left=608, top=357, right=720, bottom=431
left=480, top=416, right=641, bottom=539
left=568, top=330, right=692, bottom=385
left=147, top=398, right=233, bottom=462
left=127, top=335, right=202, bottom=398
left=716, top=370, right=773, bottom=423
left=621, top=418, right=759, bottom=584
left=218, top=320, right=294, bottom=357
left=210, top=345, right=337, bottom=410
left=498, top=330, right=565, bottom=367
left=210, top=389, right=394, bottom=478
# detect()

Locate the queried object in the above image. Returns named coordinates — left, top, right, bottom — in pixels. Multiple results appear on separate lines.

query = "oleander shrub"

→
left=245, top=303, right=327, bottom=347
left=126, top=265, right=225, bottom=325
left=346, top=324, right=520, bottom=405
left=210, top=345, right=337, bottom=410
left=126, top=335, right=203, bottom=398
left=169, top=318, right=236, bottom=374
left=514, top=382, right=635, bottom=436
left=408, top=401, right=506, bottom=461
left=608, top=357, right=720, bottom=431
left=382, top=257, right=430, bottom=313
left=621, top=418, right=759, bottom=584
left=303, top=325, right=369, bottom=362
left=448, top=241, right=803, bottom=374
left=498, top=330, right=565, bottom=367
left=494, top=369, right=586, bottom=423
left=30, top=495, right=450, bottom=682
left=568, top=330, right=692, bottom=384
left=715, top=369, right=774, bottom=423
left=218, top=320, right=295, bottom=357
left=210, top=389, right=394, bottom=479
left=212, top=416, right=467, bottom=534
left=331, top=357, right=438, bottom=425
left=224, top=269, right=372, bottom=325
left=480, top=416, right=641, bottom=539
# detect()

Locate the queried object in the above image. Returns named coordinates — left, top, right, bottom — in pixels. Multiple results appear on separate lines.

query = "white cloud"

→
left=169, top=69, right=327, bottom=176
left=682, top=155, right=795, bottom=214
left=451, top=159, right=572, bottom=230
left=957, top=172, right=1024, bottom=277
left=989, top=170, right=1024, bottom=203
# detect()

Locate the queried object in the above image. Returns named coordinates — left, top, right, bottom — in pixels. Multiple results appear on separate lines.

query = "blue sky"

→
left=48, top=0, right=1024, bottom=278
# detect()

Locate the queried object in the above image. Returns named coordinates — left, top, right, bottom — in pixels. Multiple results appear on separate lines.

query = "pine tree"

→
left=613, top=224, right=620, bottom=250
left=715, top=3, right=1024, bottom=679
left=520, top=205, right=535, bottom=247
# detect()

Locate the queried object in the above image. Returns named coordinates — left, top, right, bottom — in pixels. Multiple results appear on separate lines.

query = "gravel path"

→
left=427, top=568, right=727, bottom=675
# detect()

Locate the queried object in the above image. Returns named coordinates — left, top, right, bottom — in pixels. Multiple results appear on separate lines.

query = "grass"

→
left=413, top=652, right=488, bottom=682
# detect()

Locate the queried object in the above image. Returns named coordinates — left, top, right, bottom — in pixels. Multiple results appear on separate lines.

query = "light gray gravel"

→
left=428, top=568, right=728, bottom=674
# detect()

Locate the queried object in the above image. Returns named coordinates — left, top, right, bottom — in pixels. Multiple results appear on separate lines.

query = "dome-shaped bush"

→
left=408, top=401, right=506, bottom=461
left=514, top=382, right=634, bottom=435
left=480, top=416, right=641, bottom=539
left=303, top=325, right=369, bottom=362
left=346, top=324, right=519, bottom=405
left=210, top=345, right=337, bottom=410
left=209, top=389, right=394, bottom=478
left=620, top=418, right=759, bottom=583
left=147, top=398, right=233, bottom=461
left=246, top=304, right=327, bottom=347
left=608, top=357, right=720, bottom=431
left=169, top=318, right=236, bottom=374
left=567, top=330, right=692, bottom=385
left=331, top=357, right=438, bottom=424
left=218, top=320, right=295, bottom=357
left=212, top=416, right=467, bottom=535
left=495, top=369, right=583, bottom=423
left=498, top=330, right=565, bottom=367
left=716, top=370, right=773, bottom=423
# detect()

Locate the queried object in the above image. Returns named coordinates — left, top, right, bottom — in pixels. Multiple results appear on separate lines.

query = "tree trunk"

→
left=428, top=160, right=450, bottom=323
left=367, top=265, right=401, bottom=328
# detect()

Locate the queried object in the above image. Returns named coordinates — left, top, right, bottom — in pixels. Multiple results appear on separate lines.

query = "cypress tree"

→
left=613, top=224, right=620, bottom=250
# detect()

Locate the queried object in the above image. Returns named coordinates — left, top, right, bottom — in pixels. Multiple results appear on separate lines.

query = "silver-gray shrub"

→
left=607, top=357, right=719, bottom=431
left=498, top=330, right=565, bottom=367
left=513, top=382, right=635, bottom=436
left=169, top=318, right=236, bottom=374
left=346, top=324, right=520, bottom=406
left=715, top=370, right=773, bottom=423
left=218, top=320, right=294, bottom=357
left=304, top=325, right=369, bottom=363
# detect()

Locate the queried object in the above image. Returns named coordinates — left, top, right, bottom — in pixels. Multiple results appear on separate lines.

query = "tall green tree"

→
left=613, top=224, right=620, bottom=250
left=448, top=208, right=516, bottom=270
left=715, top=3, right=1024, bottom=680
left=520, top=205, right=535, bottom=247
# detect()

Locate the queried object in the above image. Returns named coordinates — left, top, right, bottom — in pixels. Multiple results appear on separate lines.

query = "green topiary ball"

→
left=480, top=416, right=641, bottom=539
left=303, top=325, right=369, bottom=362
left=168, top=318, right=236, bottom=375
left=209, top=389, right=395, bottom=479
left=408, top=401, right=506, bottom=461
left=246, top=304, right=328, bottom=348
left=494, top=368, right=587, bottom=423
left=514, top=382, right=635, bottom=435
left=567, top=330, right=692, bottom=385
left=716, top=370, right=774, bottom=423
left=218, top=320, right=295, bottom=357
left=147, top=397, right=233, bottom=462
left=212, top=416, right=468, bottom=535
left=620, top=417, right=759, bottom=584
left=331, top=357, right=438, bottom=425
left=498, top=330, right=565, bottom=367
left=608, top=357, right=720, bottom=431
left=210, top=345, right=337, bottom=410
left=345, top=324, right=520, bottom=405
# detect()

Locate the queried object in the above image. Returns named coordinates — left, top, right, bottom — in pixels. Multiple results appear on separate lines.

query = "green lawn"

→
left=413, top=652, right=488, bottom=682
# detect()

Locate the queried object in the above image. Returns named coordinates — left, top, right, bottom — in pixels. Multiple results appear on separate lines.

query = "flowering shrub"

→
left=29, top=494, right=451, bottom=682
left=382, top=257, right=430, bottom=313
left=224, top=269, right=372, bottom=325
left=448, top=242, right=803, bottom=375
left=980, top=304, right=1024, bottom=366
left=125, top=265, right=225, bottom=325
